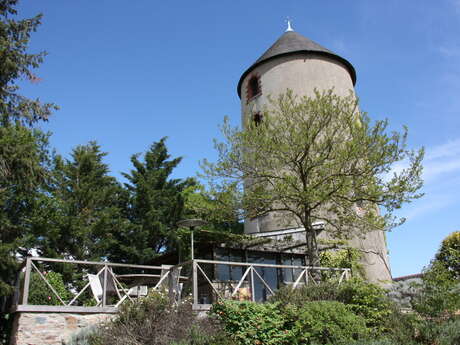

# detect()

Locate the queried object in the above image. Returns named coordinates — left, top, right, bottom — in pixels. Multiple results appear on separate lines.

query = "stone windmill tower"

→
left=237, top=23, right=392, bottom=283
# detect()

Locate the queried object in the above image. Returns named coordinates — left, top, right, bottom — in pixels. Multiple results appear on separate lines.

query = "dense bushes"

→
left=211, top=301, right=291, bottom=345
left=216, top=278, right=460, bottom=345
left=411, top=261, right=460, bottom=318
left=270, top=278, right=393, bottom=334
left=336, top=279, right=393, bottom=333
left=414, top=318, right=460, bottom=345
left=86, top=292, right=234, bottom=345
left=211, top=280, right=386, bottom=345
left=212, top=299, right=369, bottom=345
left=285, top=301, right=369, bottom=344
left=82, top=278, right=460, bottom=345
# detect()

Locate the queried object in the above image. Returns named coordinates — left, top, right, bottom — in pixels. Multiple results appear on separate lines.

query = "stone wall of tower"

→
left=241, top=53, right=355, bottom=234
left=240, top=53, right=392, bottom=283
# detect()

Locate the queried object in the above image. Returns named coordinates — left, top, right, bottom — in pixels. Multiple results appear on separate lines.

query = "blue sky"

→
left=17, top=1, right=460, bottom=277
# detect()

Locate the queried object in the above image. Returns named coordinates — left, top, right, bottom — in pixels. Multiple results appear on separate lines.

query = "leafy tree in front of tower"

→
left=201, top=90, right=424, bottom=267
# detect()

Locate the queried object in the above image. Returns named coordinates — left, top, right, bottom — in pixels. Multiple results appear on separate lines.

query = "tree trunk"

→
left=305, top=229, right=320, bottom=267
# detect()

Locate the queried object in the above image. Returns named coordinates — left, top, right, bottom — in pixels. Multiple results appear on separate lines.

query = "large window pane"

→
left=215, top=248, right=230, bottom=281
left=229, top=249, right=244, bottom=281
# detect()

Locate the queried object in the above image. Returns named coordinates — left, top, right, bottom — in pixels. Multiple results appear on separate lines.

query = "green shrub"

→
left=211, top=300, right=292, bottom=345
left=89, top=291, right=234, bottom=345
left=414, top=318, right=460, bottom=345
left=376, top=304, right=419, bottom=344
left=346, top=338, right=416, bottom=345
left=412, top=261, right=460, bottom=318
left=28, top=271, right=71, bottom=305
left=435, top=231, right=460, bottom=279
left=271, top=278, right=394, bottom=335
left=0, top=313, right=13, bottom=345
left=269, top=280, right=340, bottom=307
left=436, top=318, right=460, bottom=345
left=212, top=300, right=371, bottom=345
left=337, top=278, right=394, bottom=333
left=285, top=301, right=369, bottom=345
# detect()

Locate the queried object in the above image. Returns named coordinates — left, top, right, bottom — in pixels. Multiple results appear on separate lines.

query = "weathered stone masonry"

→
left=9, top=312, right=114, bottom=345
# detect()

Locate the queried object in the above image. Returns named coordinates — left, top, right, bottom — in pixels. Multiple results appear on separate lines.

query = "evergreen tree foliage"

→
left=0, top=0, right=57, bottom=303
left=0, top=2, right=57, bottom=341
left=0, top=0, right=57, bottom=127
left=110, top=138, right=194, bottom=264
left=0, top=125, right=51, bottom=296
left=42, top=142, right=126, bottom=261
left=182, top=182, right=244, bottom=234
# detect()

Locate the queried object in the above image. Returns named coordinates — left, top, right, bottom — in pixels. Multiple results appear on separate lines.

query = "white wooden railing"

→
left=11, top=257, right=350, bottom=313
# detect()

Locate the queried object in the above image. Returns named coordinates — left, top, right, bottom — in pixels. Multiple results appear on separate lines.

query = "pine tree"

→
left=0, top=0, right=56, bottom=127
left=0, top=126, right=51, bottom=296
left=0, top=0, right=57, bottom=303
left=43, top=142, right=126, bottom=261
left=109, top=138, right=194, bottom=264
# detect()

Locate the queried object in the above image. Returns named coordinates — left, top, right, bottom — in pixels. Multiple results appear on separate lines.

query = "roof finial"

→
left=286, top=17, right=294, bottom=32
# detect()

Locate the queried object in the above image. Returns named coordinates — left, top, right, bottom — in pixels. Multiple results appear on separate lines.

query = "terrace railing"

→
left=11, top=257, right=182, bottom=313
left=174, top=259, right=351, bottom=311
left=11, top=257, right=351, bottom=313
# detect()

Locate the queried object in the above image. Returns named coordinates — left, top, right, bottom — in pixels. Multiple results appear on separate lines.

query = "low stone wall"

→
left=10, top=312, right=114, bottom=345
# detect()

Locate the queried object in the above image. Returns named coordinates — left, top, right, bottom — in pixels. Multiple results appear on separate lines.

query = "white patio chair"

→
left=87, top=268, right=121, bottom=306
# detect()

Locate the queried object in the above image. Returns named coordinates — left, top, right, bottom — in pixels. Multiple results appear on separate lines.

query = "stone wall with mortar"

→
left=9, top=312, right=114, bottom=345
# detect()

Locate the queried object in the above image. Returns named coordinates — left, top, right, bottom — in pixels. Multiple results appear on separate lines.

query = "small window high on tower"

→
left=253, top=112, right=263, bottom=126
left=247, top=75, right=261, bottom=100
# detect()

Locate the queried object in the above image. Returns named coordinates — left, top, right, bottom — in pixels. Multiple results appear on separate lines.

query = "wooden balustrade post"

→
left=22, top=258, right=32, bottom=305
left=102, top=265, right=108, bottom=307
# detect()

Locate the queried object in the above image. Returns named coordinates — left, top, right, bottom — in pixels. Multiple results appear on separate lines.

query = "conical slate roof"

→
left=237, top=31, right=356, bottom=98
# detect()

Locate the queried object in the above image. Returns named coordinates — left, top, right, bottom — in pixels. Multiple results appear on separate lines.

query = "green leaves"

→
left=412, top=231, right=460, bottom=317
left=28, top=271, right=71, bottom=306
left=202, top=89, right=424, bottom=266
left=212, top=301, right=293, bottom=345
left=212, top=299, right=370, bottom=345
left=435, top=231, right=460, bottom=279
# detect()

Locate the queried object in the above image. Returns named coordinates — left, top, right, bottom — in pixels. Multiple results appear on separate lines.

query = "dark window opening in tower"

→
left=247, top=75, right=261, bottom=100
left=253, top=112, right=263, bottom=126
